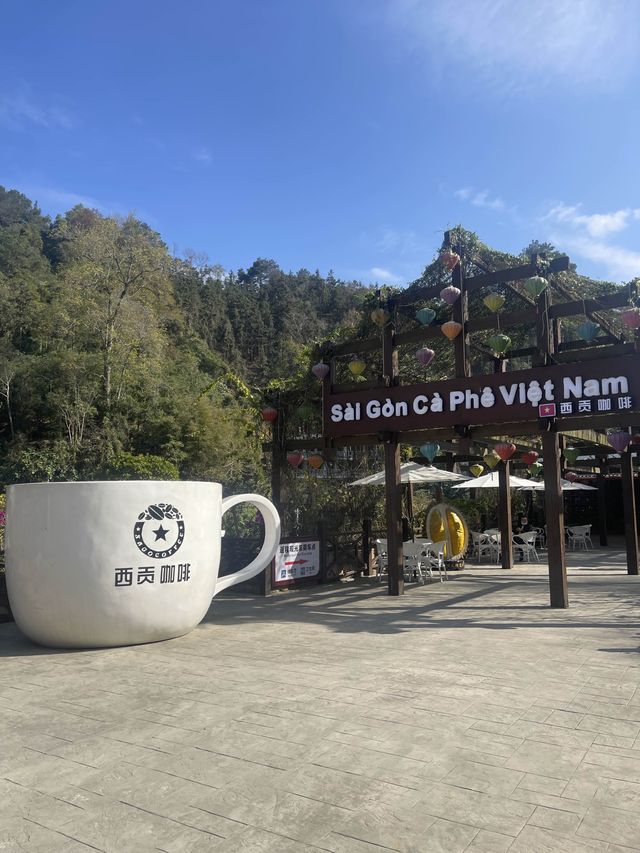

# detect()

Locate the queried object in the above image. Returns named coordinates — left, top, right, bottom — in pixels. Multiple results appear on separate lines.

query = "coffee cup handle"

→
left=214, top=494, right=281, bottom=595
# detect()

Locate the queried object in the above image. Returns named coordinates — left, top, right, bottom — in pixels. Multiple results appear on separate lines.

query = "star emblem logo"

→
left=153, top=525, right=169, bottom=541
left=134, top=503, right=185, bottom=559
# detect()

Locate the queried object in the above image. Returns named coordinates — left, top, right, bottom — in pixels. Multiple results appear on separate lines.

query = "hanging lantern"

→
left=494, top=442, right=516, bottom=462
left=487, top=333, right=511, bottom=356
left=528, top=461, right=543, bottom=477
left=439, top=249, right=460, bottom=271
left=483, top=293, right=505, bottom=313
left=348, top=358, right=366, bottom=377
left=287, top=452, right=305, bottom=468
left=308, top=453, right=324, bottom=469
left=441, top=320, right=463, bottom=340
left=576, top=320, right=600, bottom=342
left=608, top=430, right=632, bottom=452
left=311, top=362, right=330, bottom=380
left=564, top=471, right=578, bottom=482
left=440, top=285, right=461, bottom=305
left=415, top=347, right=435, bottom=367
left=483, top=449, right=500, bottom=469
left=261, top=406, right=278, bottom=422
left=521, top=450, right=539, bottom=465
left=420, top=442, right=440, bottom=462
left=371, top=307, right=390, bottom=327
left=563, top=448, right=579, bottom=465
left=470, top=463, right=484, bottom=477
left=415, top=307, right=436, bottom=326
left=524, top=276, right=548, bottom=299
left=621, top=307, right=640, bottom=329
left=632, top=434, right=640, bottom=444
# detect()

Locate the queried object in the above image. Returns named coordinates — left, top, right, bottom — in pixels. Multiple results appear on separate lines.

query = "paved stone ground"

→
left=1, top=545, right=640, bottom=852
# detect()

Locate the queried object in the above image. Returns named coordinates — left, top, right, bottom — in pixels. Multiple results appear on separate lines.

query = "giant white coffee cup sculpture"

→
left=5, top=481, right=280, bottom=648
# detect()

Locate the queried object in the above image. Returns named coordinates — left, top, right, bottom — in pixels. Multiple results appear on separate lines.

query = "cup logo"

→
left=134, top=503, right=185, bottom=559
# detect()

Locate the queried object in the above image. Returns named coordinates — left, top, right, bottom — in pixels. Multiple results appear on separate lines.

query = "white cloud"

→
left=0, top=87, right=77, bottom=130
left=384, top=0, right=640, bottom=93
left=544, top=203, right=640, bottom=238
left=455, top=187, right=504, bottom=211
left=23, top=186, right=103, bottom=210
left=193, top=147, right=212, bottom=166
left=550, top=234, right=640, bottom=280
left=370, top=266, right=402, bottom=283
left=370, top=226, right=425, bottom=256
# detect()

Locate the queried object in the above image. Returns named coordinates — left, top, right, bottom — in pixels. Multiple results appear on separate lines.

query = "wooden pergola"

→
left=295, top=236, right=640, bottom=608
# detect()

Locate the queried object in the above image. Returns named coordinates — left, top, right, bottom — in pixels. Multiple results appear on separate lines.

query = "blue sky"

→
left=2, top=0, right=640, bottom=285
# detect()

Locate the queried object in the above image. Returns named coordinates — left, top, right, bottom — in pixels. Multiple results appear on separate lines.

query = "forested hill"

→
left=0, top=186, right=371, bottom=488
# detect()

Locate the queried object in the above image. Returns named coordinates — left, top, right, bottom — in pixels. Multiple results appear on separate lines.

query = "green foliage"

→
left=100, top=452, right=180, bottom=481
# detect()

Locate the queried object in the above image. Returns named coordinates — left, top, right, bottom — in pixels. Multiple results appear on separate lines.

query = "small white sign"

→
left=275, top=540, right=320, bottom=582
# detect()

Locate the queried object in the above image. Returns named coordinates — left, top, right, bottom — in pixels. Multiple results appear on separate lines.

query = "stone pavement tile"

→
left=504, top=739, right=587, bottom=779
left=463, top=829, right=513, bottom=852
left=182, top=726, right=309, bottom=771
left=469, top=719, right=511, bottom=735
left=578, top=802, right=640, bottom=847
left=578, top=714, right=640, bottom=739
left=545, top=710, right=584, bottom=728
left=281, top=763, right=421, bottom=811
left=595, top=733, right=637, bottom=748
left=322, top=813, right=477, bottom=853
left=0, top=816, right=104, bottom=853
left=246, top=791, right=352, bottom=844
left=586, top=700, right=640, bottom=722
left=442, top=760, right=524, bottom=796
left=591, top=775, right=640, bottom=811
left=582, top=746, right=640, bottom=782
left=527, top=805, right=582, bottom=834
left=309, top=742, right=435, bottom=788
left=2, top=749, right=100, bottom=793
left=462, top=702, right=525, bottom=725
left=516, top=773, right=567, bottom=796
left=65, top=799, right=226, bottom=852
left=418, top=781, right=534, bottom=836
left=312, top=833, right=391, bottom=852
left=505, top=719, right=595, bottom=749
left=519, top=706, right=553, bottom=723
left=0, top=778, right=94, bottom=833
left=609, top=846, right=640, bottom=853
left=510, top=824, right=608, bottom=852
left=209, top=826, right=325, bottom=852
left=507, top=787, right=588, bottom=815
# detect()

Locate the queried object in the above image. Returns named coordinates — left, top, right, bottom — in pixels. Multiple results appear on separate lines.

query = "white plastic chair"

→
left=567, top=525, right=593, bottom=550
left=512, top=531, right=539, bottom=562
left=375, top=538, right=388, bottom=581
left=472, top=531, right=500, bottom=563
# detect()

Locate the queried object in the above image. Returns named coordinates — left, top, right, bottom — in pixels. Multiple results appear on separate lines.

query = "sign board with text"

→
left=272, top=539, right=321, bottom=588
left=324, top=355, right=640, bottom=437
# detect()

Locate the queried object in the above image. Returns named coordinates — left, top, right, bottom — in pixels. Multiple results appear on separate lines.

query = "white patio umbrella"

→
left=525, top=478, right=597, bottom=492
left=451, top=471, right=537, bottom=490
left=348, top=462, right=469, bottom=486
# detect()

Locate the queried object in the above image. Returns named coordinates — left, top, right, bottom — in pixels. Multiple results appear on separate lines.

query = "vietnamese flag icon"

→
left=538, top=403, right=557, bottom=417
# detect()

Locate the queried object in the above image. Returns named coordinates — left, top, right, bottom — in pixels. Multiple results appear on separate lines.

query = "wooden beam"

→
left=382, top=321, right=403, bottom=595
left=467, top=309, right=537, bottom=334
left=554, top=342, right=637, bottom=364
left=549, top=289, right=636, bottom=319
left=621, top=448, right=639, bottom=576
left=597, top=464, right=608, bottom=547
left=498, top=462, right=513, bottom=570
left=542, top=430, right=568, bottom=607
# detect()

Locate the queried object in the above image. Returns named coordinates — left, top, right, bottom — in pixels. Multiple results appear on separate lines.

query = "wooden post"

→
left=318, top=520, right=328, bottom=584
left=498, top=461, right=513, bottom=570
left=362, top=518, right=373, bottom=576
left=621, top=448, right=639, bottom=576
left=542, top=430, right=568, bottom=607
left=597, top=460, right=608, bottom=547
left=382, top=318, right=403, bottom=595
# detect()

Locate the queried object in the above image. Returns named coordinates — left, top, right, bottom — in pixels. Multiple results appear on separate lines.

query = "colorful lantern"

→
left=621, top=307, right=640, bottom=329
left=563, top=448, right=579, bottom=465
left=420, top=442, right=440, bottom=462
left=608, top=430, right=632, bottom=452
left=494, top=442, right=516, bottom=462
left=483, top=449, right=500, bottom=469
left=441, top=320, right=463, bottom=340
left=348, top=358, right=366, bottom=377
left=415, top=307, right=436, bottom=325
left=311, top=362, right=330, bottom=380
left=470, top=463, right=484, bottom=477
left=308, top=453, right=324, bottom=469
left=564, top=471, right=578, bottom=482
left=524, top=276, right=548, bottom=299
left=371, top=307, right=390, bottom=327
left=287, top=452, right=305, bottom=468
left=576, top=320, right=600, bottom=342
left=483, top=293, right=505, bottom=312
left=439, top=249, right=460, bottom=271
left=632, top=434, right=640, bottom=444
left=487, top=333, right=511, bottom=356
left=440, top=285, right=461, bottom=305
left=521, top=450, right=539, bottom=465
left=415, top=347, right=435, bottom=367
left=528, top=461, right=543, bottom=477
left=261, top=406, right=278, bottom=422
